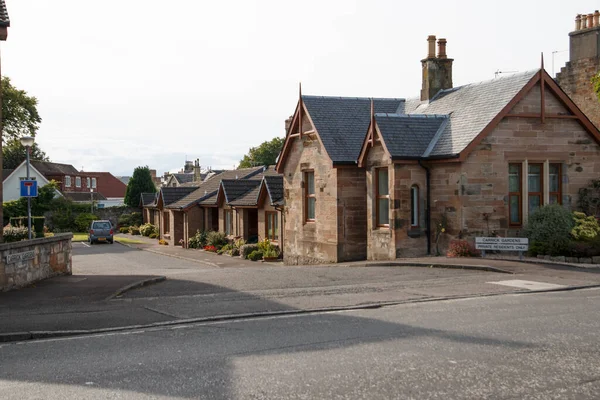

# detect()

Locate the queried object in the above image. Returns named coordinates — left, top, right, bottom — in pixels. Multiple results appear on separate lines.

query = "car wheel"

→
left=109, top=240, right=114, bottom=244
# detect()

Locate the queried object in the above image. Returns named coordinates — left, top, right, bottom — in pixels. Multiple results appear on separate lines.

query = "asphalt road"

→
left=1, top=288, right=599, bottom=399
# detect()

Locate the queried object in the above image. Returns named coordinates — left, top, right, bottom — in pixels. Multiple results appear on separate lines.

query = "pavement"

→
left=1, top=233, right=599, bottom=343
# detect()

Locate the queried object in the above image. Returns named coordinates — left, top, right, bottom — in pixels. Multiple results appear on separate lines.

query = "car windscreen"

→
left=92, top=222, right=111, bottom=229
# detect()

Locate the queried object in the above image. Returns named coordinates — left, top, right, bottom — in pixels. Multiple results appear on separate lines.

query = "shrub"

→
left=234, top=238, right=246, bottom=249
left=263, top=246, right=279, bottom=259
left=248, top=250, right=264, bottom=261
left=524, top=204, right=574, bottom=256
left=567, top=239, right=600, bottom=258
left=75, top=213, right=98, bottom=232
left=3, top=224, right=33, bottom=242
left=139, top=223, right=158, bottom=237
left=158, top=239, right=168, bottom=245
left=240, top=244, right=259, bottom=259
left=571, top=211, right=600, bottom=241
left=577, top=179, right=600, bottom=217
left=447, top=240, right=480, bottom=257
left=231, top=248, right=240, bottom=257
left=119, top=227, right=130, bottom=234
left=118, top=212, right=143, bottom=228
left=149, top=232, right=158, bottom=239
left=206, top=231, right=227, bottom=248
left=129, top=226, right=141, bottom=235
left=188, top=230, right=209, bottom=249
left=204, top=245, right=217, bottom=252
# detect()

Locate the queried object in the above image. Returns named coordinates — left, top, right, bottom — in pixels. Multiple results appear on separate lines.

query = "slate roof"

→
left=173, top=173, right=195, bottom=184
left=403, top=70, right=538, bottom=157
left=167, top=166, right=266, bottom=209
left=0, top=0, right=9, bottom=27
left=30, top=161, right=79, bottom=176
left=140, top=193, right=157, bottom=207
left=374, top=114, right=448, bottom=158
left=160, top=187, right=197, bottom=207
left=221, top=179, right=262, bottom=206
left=302, top=96, right=404, bottom=164
left=263, top=175, right=284, bottom=205
left=64, top=191, right=107, bottom=202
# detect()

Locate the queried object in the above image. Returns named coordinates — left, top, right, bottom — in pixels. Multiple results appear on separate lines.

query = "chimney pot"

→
left=576, top=14, right=582, bottom=30
left=427, top=35, right=436, bottom=58
left=581, top=14, right=588, bottom=29
left=587, top=13, right=594, bottom=28
left=594, top=10, right=599, bottom=27
left=437, top=38, right=447, bottom=59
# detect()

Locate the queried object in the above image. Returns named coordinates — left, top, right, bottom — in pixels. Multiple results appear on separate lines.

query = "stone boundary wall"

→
left=0, top=233, right=73, bottom=291
left=536, top=254, right=600, bottom=265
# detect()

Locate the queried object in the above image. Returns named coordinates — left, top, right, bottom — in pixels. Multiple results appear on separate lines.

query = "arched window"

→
left=410, top=185, right=419, bottom=227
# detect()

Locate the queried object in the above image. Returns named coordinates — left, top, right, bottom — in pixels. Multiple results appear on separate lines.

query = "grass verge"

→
left=72, top=233, right=88, bottom=241
left=115, top=237, right=146, bottom=245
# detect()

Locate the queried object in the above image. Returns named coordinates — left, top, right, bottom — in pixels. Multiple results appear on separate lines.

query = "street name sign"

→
left=6, top=250, right=35, bottom=264
left=20, top=180, right=38, bottom=197
left=475, top=237, right=529, bottom=251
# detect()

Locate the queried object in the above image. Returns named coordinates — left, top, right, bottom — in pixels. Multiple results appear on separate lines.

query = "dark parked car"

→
left=89, top=220, right=114, bottom=244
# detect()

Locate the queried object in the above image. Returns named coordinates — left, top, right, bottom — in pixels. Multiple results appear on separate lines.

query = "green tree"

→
left=238, top=136, right=284, bottom=168
left=2, top=137, right=49, bottom=169
left=2, top=76, right=42, bottom=142
left=124, top=166, right=157, bottom=207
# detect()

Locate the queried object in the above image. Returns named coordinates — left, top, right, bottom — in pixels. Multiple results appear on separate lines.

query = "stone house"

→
left=157, top=166, right=279, bottom=246
left=154, top=187, right=197, bottom=241
left=556, top=11, right=600, bottom=130
left=277, top=35, right=600, bottom=263
left=139, top=193, right=158, bottom=224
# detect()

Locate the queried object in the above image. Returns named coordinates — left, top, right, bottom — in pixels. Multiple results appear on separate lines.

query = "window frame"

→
left=76, top=176, right=82, bottom=188
left=375, top=167, right=390, bottom=228
left=304, top=171, right=316, bottom=222
left=527, top=163, right=543, bottom=214
left=410, top=185, right=419, bottom=228
left=265, top=211, right=278, bottom=242
left=65, top=176, right=71, bottom=188
left=508, top=163, right=522, bottom=226
left=224, top=209, right=233, bottom=236
left=549, top=163, right=562, bottom=205
left=87, top=177, right=91, bottom=188
left=92, top=177, right=97, bottom=188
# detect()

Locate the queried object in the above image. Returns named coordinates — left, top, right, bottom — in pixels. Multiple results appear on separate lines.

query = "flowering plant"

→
left=447, top=240, right=480, bottom=258
left=204, top=245, right=217, bottom=252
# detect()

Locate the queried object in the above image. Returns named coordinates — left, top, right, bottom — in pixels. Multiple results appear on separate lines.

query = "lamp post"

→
left=90, top=188, right=94, bottom=214
left=20, top=136, right=35, bottom=240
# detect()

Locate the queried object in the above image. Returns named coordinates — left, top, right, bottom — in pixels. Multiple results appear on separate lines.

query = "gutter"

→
left=417, top=160, right=431, bottom=255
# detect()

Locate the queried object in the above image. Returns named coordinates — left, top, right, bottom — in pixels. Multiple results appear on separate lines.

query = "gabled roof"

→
left=220, top=179, right=262, bottom=206
left=30, top=161, right=79, bottom=176
left=159, top=187, right=197, bottom=207
left=0, top=0, right=9, bottom=27
left=140, top=192, right=157, bottom=207
left=173, top=173, right=195, bottom=184
left=374, top=114, right=449, bottom=159
left=404, top=70, right=538, bottom=157
left=2, top=169, right=14, bottom=181
left=263, top=175, right=284, bottom=206
left=167, top=166, right=267, bottom=210
left=302, top=96, right=404, bottom=164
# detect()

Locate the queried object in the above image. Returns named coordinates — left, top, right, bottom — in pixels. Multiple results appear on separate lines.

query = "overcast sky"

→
left=1, top=0, right=593, bottom=176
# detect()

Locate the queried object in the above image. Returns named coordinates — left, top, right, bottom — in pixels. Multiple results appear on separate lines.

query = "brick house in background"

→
left=277, top=35, right=600, bottom=264
left=140, top=193, right=158, bottom=224
left=556, top=11, right=600, bottom=130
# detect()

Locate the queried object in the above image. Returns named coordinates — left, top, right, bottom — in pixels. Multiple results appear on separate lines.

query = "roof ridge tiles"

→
left=375, top=113, right=449, bottom=119
left=302, top=95, right=405, bottom=101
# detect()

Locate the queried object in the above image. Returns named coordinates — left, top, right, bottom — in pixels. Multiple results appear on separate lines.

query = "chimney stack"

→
left=284, top=115, right=293, bottom=133
left=568, top=11, right=600, bottom=62
left=193, top=159, right=202, bottom=182
left=420, top=35, right=454, bottom=102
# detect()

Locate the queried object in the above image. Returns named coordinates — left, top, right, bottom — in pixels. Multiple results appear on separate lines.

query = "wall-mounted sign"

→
left=6, top=250, right=35, bottom=263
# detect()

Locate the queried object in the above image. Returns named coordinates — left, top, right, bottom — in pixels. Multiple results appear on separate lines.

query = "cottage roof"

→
left=173, top=173, right=195, bottom=184
left=302, top=96, right=404, bottom=164
left=263, top=175, right=284, bottom=205
left=0, top=0, right=9, bottom=27
left=159, top=187, right=197, bottom=207
left=140, top=192, right=157, bottom=207
left=167, top=166, right=266, bottom=209
left=220, top=179, right=262, bottom=206
left=374, top=114, right=449, bottom=159
left=30, top=161, right=79, bottom=176
left=403, top=70, right=539, bottom=157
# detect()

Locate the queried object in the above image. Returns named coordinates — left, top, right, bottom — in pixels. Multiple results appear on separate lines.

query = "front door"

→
left=247, top=209, right=258, bottom=241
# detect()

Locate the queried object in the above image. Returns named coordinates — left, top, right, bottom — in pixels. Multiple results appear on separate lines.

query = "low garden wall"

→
left=0, top=233, right=73, bottom=291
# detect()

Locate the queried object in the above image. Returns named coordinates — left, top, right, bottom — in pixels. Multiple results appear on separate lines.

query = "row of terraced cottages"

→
left=141, top=166, right=284, bottom=248
left=141, top=35, right=600, bottom=265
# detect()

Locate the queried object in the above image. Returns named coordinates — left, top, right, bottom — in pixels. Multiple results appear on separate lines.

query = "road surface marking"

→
left=80, top=242, right=90, bottom=248
left=488, top=279, right=565, bottom=291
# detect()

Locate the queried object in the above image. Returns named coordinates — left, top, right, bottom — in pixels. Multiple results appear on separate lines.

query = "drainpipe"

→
left=418, top=160, right=431, bottom=255
left=275, top=205, right=284, bottom=256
